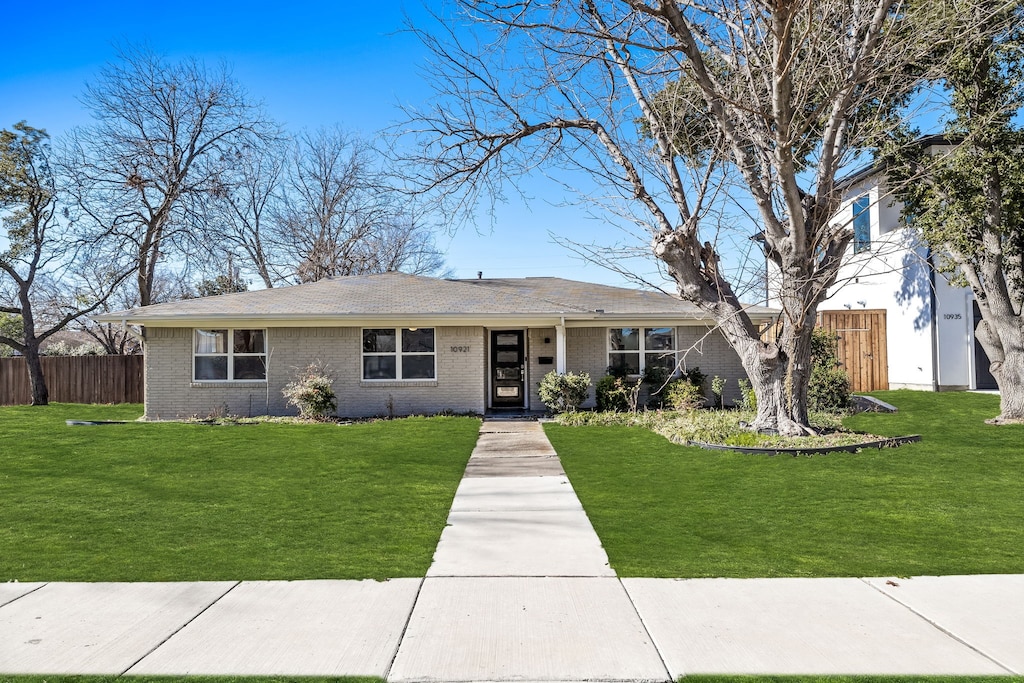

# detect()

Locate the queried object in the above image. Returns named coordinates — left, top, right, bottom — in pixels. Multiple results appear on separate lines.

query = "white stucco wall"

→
left=824, top=179, right=977, bottom=390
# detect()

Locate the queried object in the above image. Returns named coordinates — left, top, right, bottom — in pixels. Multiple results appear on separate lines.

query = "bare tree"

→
left=402, top=0, right=973, bottom=435
left=271, top=128, right=448, bottom=283
left=61, top=45, right=275, bottom=306
left=72, top=269, right=143, bottom=355
left=74, top=266, right=197, bottom=355
left=214, top=139, right=287, bottom=288
left=0, top=123, right=131, bottom=404
left=358, top=207, right=450, bottom=276
left=274, top=128, right=380, bottom=282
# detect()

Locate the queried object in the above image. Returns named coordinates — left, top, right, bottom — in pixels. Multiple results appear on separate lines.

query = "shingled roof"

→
left=94, top=272, right=776, bottom=326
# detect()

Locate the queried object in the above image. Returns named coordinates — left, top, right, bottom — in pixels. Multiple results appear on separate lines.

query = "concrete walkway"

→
left=2, top=419, right=1022, bottom=679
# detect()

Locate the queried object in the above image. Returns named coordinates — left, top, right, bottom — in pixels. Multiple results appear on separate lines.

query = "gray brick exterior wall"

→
left=142, top=323, right=749, bottom=419
left=565, top=325, right=749, bottom=408
left=143, top=326, right=486, bottom=420
left=565, top=328, right=607, bottom=408
left=527, top=327, right=557, bottom=410
left=675, top=325, right=748, bottom=406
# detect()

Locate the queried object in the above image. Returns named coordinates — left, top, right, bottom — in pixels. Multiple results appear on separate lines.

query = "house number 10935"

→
left=451, top=345, right=471, bottom=353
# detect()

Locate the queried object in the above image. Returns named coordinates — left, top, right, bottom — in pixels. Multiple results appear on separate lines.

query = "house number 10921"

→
left=451, top=345, right=471, bottom=353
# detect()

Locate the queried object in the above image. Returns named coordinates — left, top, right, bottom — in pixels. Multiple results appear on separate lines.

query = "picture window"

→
left=193, top=329, right=266, bottom=381
left=363, top=328, right=436, bottom=380
left=608, top=327, right=678, bottom=375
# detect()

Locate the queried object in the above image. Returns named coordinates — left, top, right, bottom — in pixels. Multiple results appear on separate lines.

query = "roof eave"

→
left=95, top=308, right=778, bottom=328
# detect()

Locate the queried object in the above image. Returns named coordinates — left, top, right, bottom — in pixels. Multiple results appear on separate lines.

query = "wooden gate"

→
left=817, top=309, right=889, bottom=392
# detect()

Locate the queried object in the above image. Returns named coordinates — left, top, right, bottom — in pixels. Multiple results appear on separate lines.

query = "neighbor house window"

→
left=362, top=328, right=435, bottom=380
left=608, top=327, right=677, bottom=375
left=853, top=195, right=871, bottom=254
left=194, top=329, right=266, bottom=381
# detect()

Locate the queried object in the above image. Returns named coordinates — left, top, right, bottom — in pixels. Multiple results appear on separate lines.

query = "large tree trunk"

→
left=722, top=316, right=818, bottom=437
left=974, top=316, right=1024, bottom=423
left=23, top=341, right=48, bottom=406
left=963, top=221, right=1024, bottom=424
left=15, top=284, right=49, bottom=406
left=659, top=231, right=827, bottom=437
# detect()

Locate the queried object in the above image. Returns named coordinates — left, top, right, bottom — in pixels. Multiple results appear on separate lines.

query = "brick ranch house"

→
left=95, top=272, right=777, bottom=419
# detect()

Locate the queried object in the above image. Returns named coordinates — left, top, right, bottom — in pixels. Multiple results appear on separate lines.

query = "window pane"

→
left=402, top=328, right=435, bottom=353
left=195, top=329, right=227, bottom=354
left=496, top=350, right=519, bottom=363
left=646, top=352, right=676, bottom=373
left=363, top=329, right=396, bottom=353
left=609, top=328, right=639, bottom=351
left=853, top=196, right=871, bottom=253
left=233, top=356, right=267, bottom=380
left=645, top=327, right=675, bottom=351
left=195, top=356, right=228, bottom=380
left=495, top=333, right=519, bottom=346
left=234, top=329, right=265, bottom=354
left=609, top=352, right=640, bottom=375
left=363, top=355, right=397, bottom=380
left=402, top=355, right=435, bottom=379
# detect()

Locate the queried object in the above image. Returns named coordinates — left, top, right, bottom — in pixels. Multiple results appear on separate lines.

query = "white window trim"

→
left=361, top=327, right=437, bottom=382
left=607, top=327, right=679, bottom=376
left=193, top=328, right=268, bottom=382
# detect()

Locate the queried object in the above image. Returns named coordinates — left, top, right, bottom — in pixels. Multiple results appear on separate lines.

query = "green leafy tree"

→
left=808, top=329, right=853, bottom=414
left=1, top=123, right=130, bottom=404
left=195, top=273, right=249, bottom=298
left=883, top=0, right=1024, bottom=423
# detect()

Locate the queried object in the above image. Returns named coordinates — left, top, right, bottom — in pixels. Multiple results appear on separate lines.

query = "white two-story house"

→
left=817, top=138, right=996, bottom=392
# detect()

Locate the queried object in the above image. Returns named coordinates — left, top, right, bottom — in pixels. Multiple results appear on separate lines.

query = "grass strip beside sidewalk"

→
left=547, top=391, right=1024, bottom=578
left=0, top=404, right=479, bottom=582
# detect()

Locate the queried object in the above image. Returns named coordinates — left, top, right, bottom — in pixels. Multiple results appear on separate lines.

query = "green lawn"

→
left=546, top=390, right=1024, bottom=578
left=0, top=404, right=479, bottom=582
left=684, top=678, right=1024, bottom=683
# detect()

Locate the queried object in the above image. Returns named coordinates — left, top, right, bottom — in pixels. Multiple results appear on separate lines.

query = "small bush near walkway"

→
left=538, top=370, right=591, bottom=413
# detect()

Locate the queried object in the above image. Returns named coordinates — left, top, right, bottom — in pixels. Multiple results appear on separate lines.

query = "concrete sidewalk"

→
left=2, top=419, right=1022, bottom=679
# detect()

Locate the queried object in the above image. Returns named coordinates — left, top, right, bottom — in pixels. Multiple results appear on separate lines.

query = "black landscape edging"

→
left=684, top=434, right=921, bottom=456
left=66, top=420, right=130, bottom=426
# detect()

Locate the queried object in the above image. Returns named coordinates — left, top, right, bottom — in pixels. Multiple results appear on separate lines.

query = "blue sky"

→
left=0, top=0, right=661, bottom=287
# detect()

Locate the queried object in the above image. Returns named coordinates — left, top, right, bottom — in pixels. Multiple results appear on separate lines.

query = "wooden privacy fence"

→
left=0, top=355, right=144, bottom=405
left=817, top=309, right=889, bottom=393
left=759, top=310, right=889, bottom=393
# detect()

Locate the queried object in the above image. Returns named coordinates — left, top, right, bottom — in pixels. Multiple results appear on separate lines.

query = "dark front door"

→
left=491, top=330, right=525, bottom=408
left=973, top=301, right=998, bottom=390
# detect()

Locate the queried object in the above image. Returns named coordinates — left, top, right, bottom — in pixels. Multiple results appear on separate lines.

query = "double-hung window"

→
left=194, top=329, right=267, bottom=381
left=608, top=327, right=677, bottom=375
left=852, top=195, right=871, bottom=254
left=362, top=328, right=435, bottom=380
